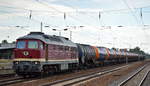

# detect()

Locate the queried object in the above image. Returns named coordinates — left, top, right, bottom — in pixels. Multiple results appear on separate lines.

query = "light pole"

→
left=124, top=42, right=131, bottom=64
left=41, top=22, right=43, bottom=32
left=70, top=30, right=72, bottom=41
left=125, top=49, right=128, bottom=64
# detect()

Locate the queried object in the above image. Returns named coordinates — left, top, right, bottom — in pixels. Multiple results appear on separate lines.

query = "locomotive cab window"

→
left=16, top=41, right=26, bottom=49
left=28, top=41, right=38, bottom=49
left=39, top=42, right=44, bottom=49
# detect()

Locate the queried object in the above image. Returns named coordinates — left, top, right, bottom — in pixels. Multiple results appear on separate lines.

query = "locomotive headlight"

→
left=14, top=61, right=19, bottom=64
left=34, top=61, right=40, bottom=65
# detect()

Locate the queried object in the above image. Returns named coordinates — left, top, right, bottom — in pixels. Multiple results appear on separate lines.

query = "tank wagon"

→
left=13, top=32, right=145, bottom=76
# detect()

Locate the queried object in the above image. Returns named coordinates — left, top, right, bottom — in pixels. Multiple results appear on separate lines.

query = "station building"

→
left=0, top=43, right=15, bottom=59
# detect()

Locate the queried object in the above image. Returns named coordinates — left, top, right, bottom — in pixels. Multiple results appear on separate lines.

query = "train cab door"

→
left=45, top=44, right=48, bottom=62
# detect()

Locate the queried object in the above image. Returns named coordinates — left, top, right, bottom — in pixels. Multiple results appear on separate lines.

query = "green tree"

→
left=2, top=40, right=8, bottom=44
left=12, top=41, right=16, bottom=44
left=129, top=46, right=145, bottom=55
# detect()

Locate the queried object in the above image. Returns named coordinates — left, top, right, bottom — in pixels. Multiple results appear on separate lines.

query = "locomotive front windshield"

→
left=16, top=40, right=39, bottom=49
left=16, top=41, right=26, bottom=49
left=28, top=41, right=38, bottom=49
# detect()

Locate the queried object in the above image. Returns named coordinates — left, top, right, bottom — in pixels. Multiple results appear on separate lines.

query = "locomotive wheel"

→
left=42, top=65, right=57, bottom=75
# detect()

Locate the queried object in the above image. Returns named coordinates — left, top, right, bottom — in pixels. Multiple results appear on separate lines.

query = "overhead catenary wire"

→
left=35, top=1, right=128, bottom=27
left=0, top=0, right=150, bottom=28
left=61, top=0, right=103, bottom=25
left=0, top=9, right=56, bottom=31
left=54, top=0, right=105, bottom=27
left=0, top=3, right=60, bottom=29
left=0, top=3, right=150, bottom=22
left=1, top=3, right=150, bottom=14
left=121, top=0, right=149, bottom=44
left=121, top=0, right=141, bottom=25
left=35, top=0, right=95, bottom=26
left=0, top=3, right=149, bottom=28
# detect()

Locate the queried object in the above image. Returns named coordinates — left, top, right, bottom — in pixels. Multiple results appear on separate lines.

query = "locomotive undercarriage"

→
left=13, top=61, right=42, bottom=77
left=13, top=60, right=79, bottom=77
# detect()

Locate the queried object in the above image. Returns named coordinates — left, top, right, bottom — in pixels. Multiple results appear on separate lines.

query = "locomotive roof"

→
left=17, top=32, right=77, bottom=47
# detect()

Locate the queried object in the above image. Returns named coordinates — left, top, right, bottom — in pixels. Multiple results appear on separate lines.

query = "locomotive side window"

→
left=28, top=41, right=38, bottom=49
left=71, top=47, right=73, bottom=51
left=59, top=46, right=63, bottom=50
left=69, top=47, right=71, bottom=51
left=65, top=46, right=69, bottom=51
left=17, top=41, right=26, bottom=49
left=39, top=42, right=44, bottom=49
left=65, top=46, right=67, bottom=51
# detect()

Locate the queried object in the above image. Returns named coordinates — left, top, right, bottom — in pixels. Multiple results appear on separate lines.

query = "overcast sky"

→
left=0, top=0, right=150, bottom=53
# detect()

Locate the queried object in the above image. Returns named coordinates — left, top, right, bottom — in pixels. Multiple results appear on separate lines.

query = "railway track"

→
left=42, top=65, right=130, bottom=86
left=3, top=61, right=146, bottom=86
left=0, top=75, right=38, bottom=86
left=8, top=63, right=132, bottom=86
left=0, top=73, right=15, bottom=79
left=0, top=77, right=25, bottom=86
left=118, top=63, right=150, bottom=86
left=138, top=69, right=150, bottom=86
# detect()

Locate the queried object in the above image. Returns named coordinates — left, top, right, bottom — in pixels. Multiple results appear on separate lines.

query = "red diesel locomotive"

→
left=13, top=32, right=144, bottom=76
left=13, top=32, right=78, bottom=76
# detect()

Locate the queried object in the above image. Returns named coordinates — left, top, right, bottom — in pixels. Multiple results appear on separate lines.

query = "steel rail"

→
left=118, top=63, right=148, bottom=86
left=138, top=69, right=150, bottom=86
left=0, top=78, right=25, bottom=86
left=42, top=65, right=129, bottom=86
left=0, top=73, right=15, bottom=78
left=0, top=76, right=36, bottom=86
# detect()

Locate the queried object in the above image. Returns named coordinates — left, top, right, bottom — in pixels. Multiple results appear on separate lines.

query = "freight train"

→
left=13, top=32, right=145, bottom=76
